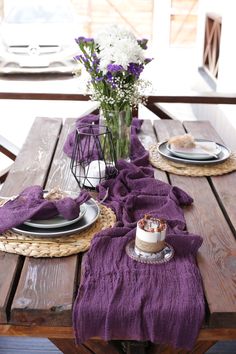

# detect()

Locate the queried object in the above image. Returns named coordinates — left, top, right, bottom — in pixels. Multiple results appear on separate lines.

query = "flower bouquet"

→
left=74, top=25, right=152, bottom=160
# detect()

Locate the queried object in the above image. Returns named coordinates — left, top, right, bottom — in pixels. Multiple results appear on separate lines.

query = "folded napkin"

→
left=0, top=186, right=91, bottom=234
left=170, top=141, right=219, bottom=156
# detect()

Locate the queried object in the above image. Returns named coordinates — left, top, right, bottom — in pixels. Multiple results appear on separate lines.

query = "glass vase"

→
left=100, top=106, right=132, bottom=161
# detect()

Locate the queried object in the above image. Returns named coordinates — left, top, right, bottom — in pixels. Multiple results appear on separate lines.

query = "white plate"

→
left=23, top=204, right=87, bottom=229
left=158, top=140, right=231, bottom=165
left=12, top=199, right=100, bottom=238
left=167, top=140, right=222, bottom=160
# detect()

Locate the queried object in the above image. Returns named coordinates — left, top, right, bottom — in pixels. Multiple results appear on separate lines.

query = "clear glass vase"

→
left=100, top=105, right=132, bottom=161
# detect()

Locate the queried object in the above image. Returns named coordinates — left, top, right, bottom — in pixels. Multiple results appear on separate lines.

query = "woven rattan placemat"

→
left=149, top=144, right=236, bottom=177
left=0, top=204, right=116, bottom=258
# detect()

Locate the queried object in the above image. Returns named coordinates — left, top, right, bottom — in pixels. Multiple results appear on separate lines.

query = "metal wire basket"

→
left=70, top=124, right=117, bottom=189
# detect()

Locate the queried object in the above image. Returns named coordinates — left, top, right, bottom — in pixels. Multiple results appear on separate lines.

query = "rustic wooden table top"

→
left=0, top=115, right=235, bottom=354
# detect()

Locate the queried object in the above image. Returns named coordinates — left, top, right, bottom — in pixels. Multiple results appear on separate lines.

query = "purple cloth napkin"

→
left=0, top=185, right=91, bottom=233
left=65, top=115, right=205, bottom=350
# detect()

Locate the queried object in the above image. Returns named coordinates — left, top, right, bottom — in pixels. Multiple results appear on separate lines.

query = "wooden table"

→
left=0, top=116, right=236, bottom=354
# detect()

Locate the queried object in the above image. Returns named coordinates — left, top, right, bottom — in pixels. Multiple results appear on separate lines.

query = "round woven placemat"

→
left=0, top=204, right=116, bottom=258
left=149, top=144, right=236, bottom=177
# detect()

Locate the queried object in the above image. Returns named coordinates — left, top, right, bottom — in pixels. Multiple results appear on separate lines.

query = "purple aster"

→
left=107, top=64, right=123, bottom=72
left=137, top=38, right=148, bottom=50
left=144, top=58, right=153, bottom=64
left=75, top=36, right=85, bottom=44
left=75, top=37, right=94, bottom=47
left=128, top=63, right=144, bottom=78
left=74, top=54, right=83, bottom=61
left=106, top=72, right=113, bottom=81
left=83, top=37, right=94, bottom=43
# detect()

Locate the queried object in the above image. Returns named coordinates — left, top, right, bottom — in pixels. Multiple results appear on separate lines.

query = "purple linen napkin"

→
left=0, top=185, right=91, bottom=233
left=64, top=115, right=205, bottom=350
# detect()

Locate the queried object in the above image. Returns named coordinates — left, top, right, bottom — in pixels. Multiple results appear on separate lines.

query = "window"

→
left=203, top=13, right=221, bottom=80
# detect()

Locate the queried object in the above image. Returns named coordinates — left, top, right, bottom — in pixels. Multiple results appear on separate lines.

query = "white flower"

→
left=95, top=24, right=136, bottom=49
left=95, top=25, right=145, bottom=73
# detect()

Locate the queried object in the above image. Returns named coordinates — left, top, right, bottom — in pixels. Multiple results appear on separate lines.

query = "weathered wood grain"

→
left=153, top=119, right=236, bottom=327
left=45, top=118, right=80, bottom=193
left=11, top=256, right=78, bottom=326
left=0, top=324, right=236, bottom=340
left=182, top=121, right=236, bottom=327
left=0, top=117, right=62, bottom=196
left=0, top=252, right=23, bottom=323
left=140, top=119, right=168, bottom=183
left=0, top=117, right=62, bottom=324
left=10, top=118, right=80, bottom=327
left=183, top=121, right=236, bottom=234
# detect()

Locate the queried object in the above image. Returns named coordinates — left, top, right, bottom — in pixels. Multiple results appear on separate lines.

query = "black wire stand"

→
left=70, top=124, right=117, bottom=189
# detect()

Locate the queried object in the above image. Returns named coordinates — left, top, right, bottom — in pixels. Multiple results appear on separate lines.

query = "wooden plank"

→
left=10, top=118, right=80, bottom=327
left=184, top=120, right=236, bottom=232
left=181, top=121, right=236, bottom=328
left=139, top=119, right=168, bottom=183
left=11, top=256, right=78, bottom=326
left=154, top=119, right=236, bottom=327
left=0, top=325, right=236, bottom=340
left=0, top=134, right=19, bottom=160
left=153, top=120, right=236, bottom=327
left=0, top=117, right=62, bottom=324
left=0, top=252, right=23, bottom=323
left=1, top=92, right=236, bottom=105
left=1, top=117, right=62, bottom=196
left=45, top=118, right=79, bottom=192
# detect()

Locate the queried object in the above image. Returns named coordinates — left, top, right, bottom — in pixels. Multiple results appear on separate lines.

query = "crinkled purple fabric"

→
left=65, top=115, right=205, bottom=350
left=63, top=114, right=101, bottom=161
left=0, top=186, right=91, bottom=233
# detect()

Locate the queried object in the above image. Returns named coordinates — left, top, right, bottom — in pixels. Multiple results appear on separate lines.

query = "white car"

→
left=0, top=0, right=83, bottom=74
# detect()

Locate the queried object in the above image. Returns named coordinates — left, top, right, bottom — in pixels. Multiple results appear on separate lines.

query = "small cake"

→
left=135, top=215, right=167, bottom=258
left=168, top=133, right=196, bottom=149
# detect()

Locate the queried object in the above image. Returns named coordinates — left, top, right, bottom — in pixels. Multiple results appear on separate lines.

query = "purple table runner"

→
left=64, top=116, right=205, bottom=350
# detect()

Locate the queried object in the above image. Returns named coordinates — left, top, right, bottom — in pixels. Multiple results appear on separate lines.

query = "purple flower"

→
left=83, top=37, right=94, bottom=43
left=74, top=54, right=83, bottom=61
left=128, top=63, right=144, bottom=78
left=107, top=64, right=123, bottom=72
left=95, top=77, right=104, bottom=82
left=75, top=36, right=85, bottom=44
left=144, top=58, right=153, bottom=64
left=137, top=38, right=148, bottom=50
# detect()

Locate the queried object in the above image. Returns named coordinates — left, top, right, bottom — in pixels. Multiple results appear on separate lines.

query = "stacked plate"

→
left=158, top=139, right=231, bottom=165
left=12, top=199, right=100, bottom=238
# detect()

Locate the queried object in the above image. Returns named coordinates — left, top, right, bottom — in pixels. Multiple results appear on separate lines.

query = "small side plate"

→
left=158, top=140, right=231, bottom=165
left=167, top=140, right=222, bottom=160
left=12, top=199, right=100, bottom=238
left=24, top=204, right=87, bottom=229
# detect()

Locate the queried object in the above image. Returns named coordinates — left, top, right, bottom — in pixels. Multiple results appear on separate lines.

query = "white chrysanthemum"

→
left=97, top=36, right=145, bottom=73
left=95, top=24, right=136, bottom=50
